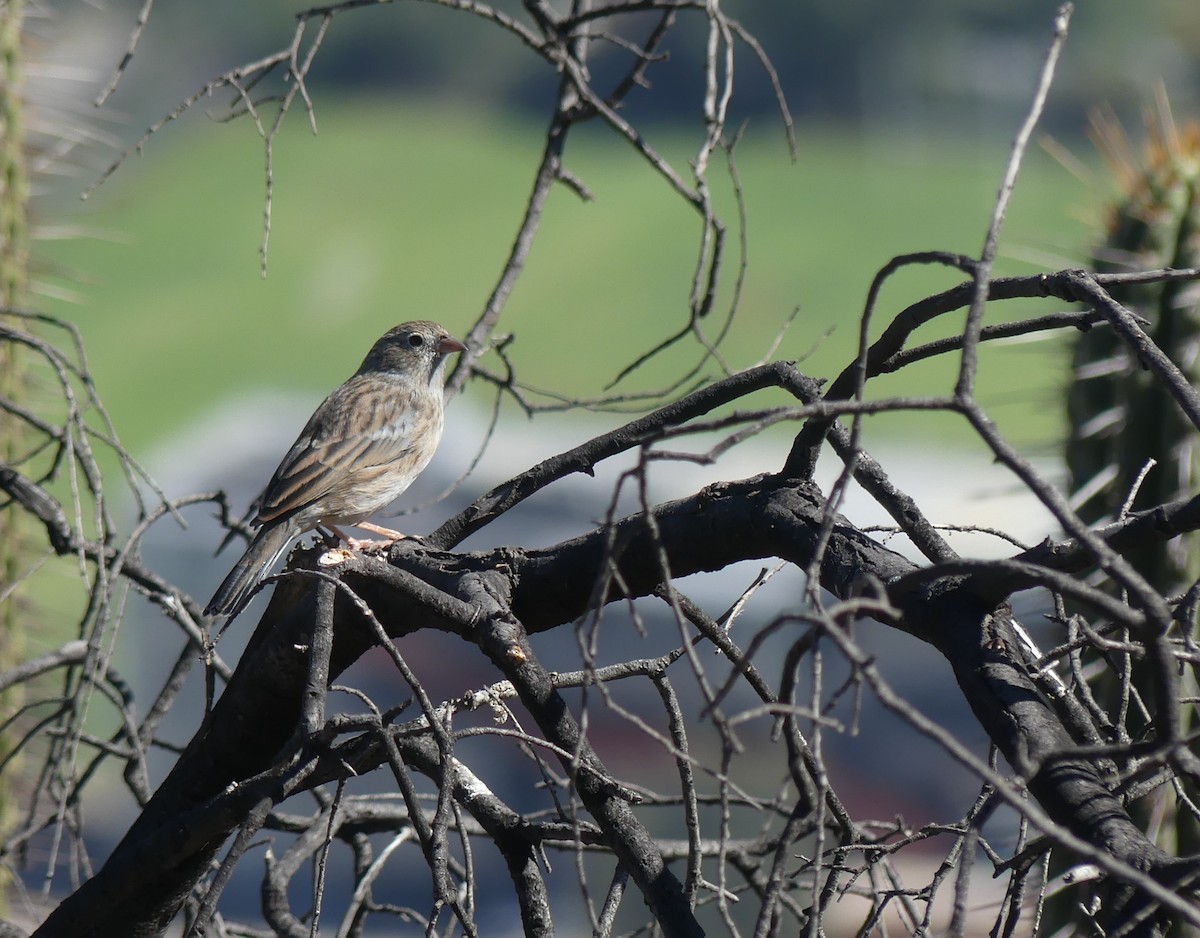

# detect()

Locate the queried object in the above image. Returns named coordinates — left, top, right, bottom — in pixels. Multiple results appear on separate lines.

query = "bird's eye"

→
left=407, top=333, right=425, bottom=349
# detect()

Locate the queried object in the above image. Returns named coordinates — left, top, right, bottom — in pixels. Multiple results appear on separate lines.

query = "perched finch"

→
left=204, top=320, right=465, bottom=617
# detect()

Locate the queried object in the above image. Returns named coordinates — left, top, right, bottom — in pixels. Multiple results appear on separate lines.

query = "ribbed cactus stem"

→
left=1064, top=108, right=1200, bottom=905
left=0, top=0, right=28, bottom=908
left=1067, top=113, right=1200, bottom=592
left=1, top=7, right=28, bottom=430
left=0, top=1, right=27, bottom=303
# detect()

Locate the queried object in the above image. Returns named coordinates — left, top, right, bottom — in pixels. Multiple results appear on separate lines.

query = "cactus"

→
left=0, top=0, right=29, bottom=910
left=1063, top=101, right=1200, bottom=929
left=1067, top=102, right=1200, bottom=591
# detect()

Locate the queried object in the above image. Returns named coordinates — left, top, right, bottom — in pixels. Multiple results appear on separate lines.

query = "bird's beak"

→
left=438, top=336, right=467, bottom=354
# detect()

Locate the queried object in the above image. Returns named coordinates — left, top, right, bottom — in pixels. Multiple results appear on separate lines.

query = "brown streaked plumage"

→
left=204, top=321, right=465, bottom=618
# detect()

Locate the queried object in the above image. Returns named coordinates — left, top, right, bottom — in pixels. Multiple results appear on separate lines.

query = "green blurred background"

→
left=26, top=0, right=1200, bottom=460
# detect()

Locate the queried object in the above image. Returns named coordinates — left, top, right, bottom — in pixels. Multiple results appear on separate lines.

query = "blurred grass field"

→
left=37, top=97, right=1104, bottom=458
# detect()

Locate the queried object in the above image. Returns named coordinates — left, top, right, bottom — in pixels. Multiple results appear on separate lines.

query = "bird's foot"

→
left=327, top=521, right=415, bottom=553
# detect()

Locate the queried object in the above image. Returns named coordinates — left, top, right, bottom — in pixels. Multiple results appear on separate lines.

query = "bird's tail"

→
left=204, top=523, right=294, bottom=618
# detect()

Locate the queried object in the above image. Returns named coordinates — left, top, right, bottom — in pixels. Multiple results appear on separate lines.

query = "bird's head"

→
left=360, top=320, right=466, bottom=386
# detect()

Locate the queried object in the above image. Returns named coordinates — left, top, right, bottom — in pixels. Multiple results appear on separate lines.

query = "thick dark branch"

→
left=27, top=474, right=882, bottom=935
left=31, top=468, right=1194, bottom=934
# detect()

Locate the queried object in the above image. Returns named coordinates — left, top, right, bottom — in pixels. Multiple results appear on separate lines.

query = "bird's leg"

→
left=333, top=521, right=410, bottom=552
left=355, top=520, right=408, bottom=540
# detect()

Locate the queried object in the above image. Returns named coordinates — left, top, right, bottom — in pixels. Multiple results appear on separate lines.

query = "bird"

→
left=204, top=320, right=466, bottom=618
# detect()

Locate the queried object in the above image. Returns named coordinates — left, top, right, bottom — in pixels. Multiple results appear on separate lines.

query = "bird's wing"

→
left=255, top=376, right=426, bottom=525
